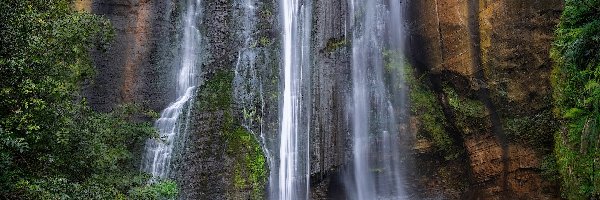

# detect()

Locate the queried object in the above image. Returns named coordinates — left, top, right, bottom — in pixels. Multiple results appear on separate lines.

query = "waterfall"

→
left=141, top=0, right=201, bottom=180
left=278, top=0, right=312, bottom=199
left=347, top=0, right=409, bottom=199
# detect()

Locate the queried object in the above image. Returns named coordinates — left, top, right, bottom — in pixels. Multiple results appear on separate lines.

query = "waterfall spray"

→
left=347, top=0, right=409, bottom=199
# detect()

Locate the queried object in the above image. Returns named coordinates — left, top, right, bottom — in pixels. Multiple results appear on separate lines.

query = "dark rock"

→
left=81, top=0, right=178, bottom=112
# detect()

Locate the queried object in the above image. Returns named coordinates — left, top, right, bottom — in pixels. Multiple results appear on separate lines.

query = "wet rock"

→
left=309, top=0, right=352, bottom=180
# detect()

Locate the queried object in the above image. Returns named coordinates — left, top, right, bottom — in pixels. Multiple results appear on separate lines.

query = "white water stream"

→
left=141, top=0, right=202, bottom=180
left=279, top=0, right=312, bottom=199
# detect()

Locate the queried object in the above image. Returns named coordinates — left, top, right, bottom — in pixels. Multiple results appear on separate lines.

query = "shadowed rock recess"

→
left=82, top=0, right=564, bottom=199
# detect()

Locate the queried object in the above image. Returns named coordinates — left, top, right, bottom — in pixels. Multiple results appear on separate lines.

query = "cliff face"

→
left=81, top=0, right=565, bottom=198
left=408, top=0, right=563, bottom=198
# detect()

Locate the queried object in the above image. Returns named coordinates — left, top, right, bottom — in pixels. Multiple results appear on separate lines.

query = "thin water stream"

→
left=141, top=0, right=202, bottom=180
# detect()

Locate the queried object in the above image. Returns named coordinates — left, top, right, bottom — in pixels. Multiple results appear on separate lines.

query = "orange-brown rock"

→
left=409, top=0, right=563, bottom=198
left=75, top=0, right=177, bottom=112
left=464, top=134, right=555, bottom=198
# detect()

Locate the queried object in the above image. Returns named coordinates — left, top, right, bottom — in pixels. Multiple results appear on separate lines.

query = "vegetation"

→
left=197, top=70, right=267, bottom=199
left=551, top=0, right=600, bottom=199
left=441, top=85, right=488, bottom=137
left=383, top=50, right=460, bottom=160
left=197, top=71, right=233, bottom=111
left=503, top=110, right=557, bottom=149
left=443, top=86, right=486, bottom=119
left=227, top=125, right=267, bottom=199
left=0, top=0, right=177, bottom=198
left=408, top=71, right=460, bottom=160
left=324, top=37, right=347, bottom=53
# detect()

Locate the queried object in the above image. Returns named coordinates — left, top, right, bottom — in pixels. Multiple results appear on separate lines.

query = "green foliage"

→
left=129, top=180, right=179, bottom=200
left=551, top=0, right=600, bottom=199
left=4, top=104, right=172, bottom=199
left=16, top=177, right=124, bottom=200
left=0, top=1, right=178, bottom=198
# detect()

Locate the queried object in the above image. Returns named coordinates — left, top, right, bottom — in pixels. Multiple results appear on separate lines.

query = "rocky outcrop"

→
left=408, top=0, right=562, bottom=198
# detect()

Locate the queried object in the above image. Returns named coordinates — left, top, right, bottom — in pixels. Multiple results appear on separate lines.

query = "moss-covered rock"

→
left=225, top=123, right=267, bottom=199
left=502, top=110, right=556, bottom=149
left=197, top=71, right=233, bottom=112
left=405, top=66, right=460, bottom=160
left=442, top=85, right=489, bottom=136
left=177, top=71, right=268, bottom=199
left=324, top=37, right=347, bottom=53
left=408, top=0, right=563, bottom=198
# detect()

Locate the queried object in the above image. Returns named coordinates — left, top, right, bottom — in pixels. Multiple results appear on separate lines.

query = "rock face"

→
left=81, top=0, right=565, bottom=198
left=172, top=0, right=273, bottom=199
left=80, top=0, right=271, bottom=198
left=408, top=0, right=563, bottom=198
left=174, top=0, right=237, bottom=198
left=77, top=0, right=178, bottom=112
left=308, top=0, right=352, bottom=181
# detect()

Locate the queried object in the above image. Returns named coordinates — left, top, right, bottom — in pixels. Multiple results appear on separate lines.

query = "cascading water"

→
left=141, top=0, right=201, bottom=180
left=278, top=0, right=312, bottom=199
left=347, top=0, right=409, bottom=199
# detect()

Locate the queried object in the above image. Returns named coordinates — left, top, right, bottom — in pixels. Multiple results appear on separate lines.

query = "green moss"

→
left=324, top=37, right=347, bottom=52
left=443, top=86, right=486, bottom=118
left=197, top=70, right=267, bottom=199
left=540, top=154, right=559, bottom=182
left=259, top=37, right=271, bottom=47
left=383, top=49, right=460, bottom=160
left=259, top=2, right=273, bottom=20
left=441, top=85, right=489, bottom=136
left=257, top=1, right=275, bottom=48
left=405, top=67, right=459, bottom=160
left=225, top=121, right=267, bottom=199
left=383, top=50, right=408, bottom=91
left=197, top=71, right=233, bottom=112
